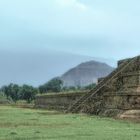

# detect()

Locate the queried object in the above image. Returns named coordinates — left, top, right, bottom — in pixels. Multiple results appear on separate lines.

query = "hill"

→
left=61, top=60, right=114, bottom=87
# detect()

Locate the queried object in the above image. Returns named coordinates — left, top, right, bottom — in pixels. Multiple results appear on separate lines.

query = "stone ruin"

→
left=67, top=56, right=140, bottom=121
left=35, top=56, right=140, bottom=121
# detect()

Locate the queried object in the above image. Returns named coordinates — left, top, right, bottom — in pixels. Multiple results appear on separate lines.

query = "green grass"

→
left=0, top=106, right=140, bottom=140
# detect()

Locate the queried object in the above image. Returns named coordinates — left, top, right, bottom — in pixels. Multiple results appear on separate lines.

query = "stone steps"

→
left=119, top=110, right=140, bottom=121
left=67, top=56, right=138, bottom=113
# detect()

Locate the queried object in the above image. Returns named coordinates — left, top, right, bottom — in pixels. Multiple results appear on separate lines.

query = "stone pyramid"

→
left=67, top=56, right=140, bottom=120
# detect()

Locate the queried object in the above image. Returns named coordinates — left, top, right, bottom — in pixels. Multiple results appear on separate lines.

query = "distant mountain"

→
left=61, top=60, right=114, bottom=87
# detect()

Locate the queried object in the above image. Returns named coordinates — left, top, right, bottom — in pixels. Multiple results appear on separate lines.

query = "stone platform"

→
left=67, top=56, right=140, bottom=121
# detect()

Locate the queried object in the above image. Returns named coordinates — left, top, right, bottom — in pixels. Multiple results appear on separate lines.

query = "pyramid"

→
left=67, top=56, right=140, bottom=120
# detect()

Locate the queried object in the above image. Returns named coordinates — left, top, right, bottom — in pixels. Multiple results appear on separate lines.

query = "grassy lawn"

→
left=0, top=106, right=139, bottom=140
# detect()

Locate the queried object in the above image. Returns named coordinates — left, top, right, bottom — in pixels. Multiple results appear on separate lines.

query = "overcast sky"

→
left=0, top=0, right=140, bottom=59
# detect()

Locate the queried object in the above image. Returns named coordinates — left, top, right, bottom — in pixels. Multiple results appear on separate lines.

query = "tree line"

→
left=0, top=84, right=38, bottom=103
left=0, top=77, right=96, bottom=103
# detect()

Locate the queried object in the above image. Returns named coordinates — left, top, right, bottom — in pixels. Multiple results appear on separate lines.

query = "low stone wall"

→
left=35, top=91, right=87, bottom=111
left=78, top=91, right=140, bottom=121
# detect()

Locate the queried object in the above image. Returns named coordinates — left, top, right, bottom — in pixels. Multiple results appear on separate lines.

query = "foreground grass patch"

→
left=0, top=106, right=139, bottom=140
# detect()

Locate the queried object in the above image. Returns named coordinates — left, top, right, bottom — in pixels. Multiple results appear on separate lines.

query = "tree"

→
left=38, top=84, right=47, bottom=94
left=39, top=77, right=63, bottom=93
left=1, top=85, right=10, bottom=99
left=9, top=84, right=20, bottom=102
left=84, top=83, right=96, bottom=90
left=1, top=83, right=38, bottom=103
left=66, top=86, right=77, bottom=91
left=20, top=85, right=38, bottom=103
left=1, top=83, right=20, bottom=102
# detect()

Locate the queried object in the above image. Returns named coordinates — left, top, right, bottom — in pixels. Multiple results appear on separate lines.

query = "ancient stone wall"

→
left=35, top=91, right=86, bottom=111
left=76, top=56, right=140, bottom=120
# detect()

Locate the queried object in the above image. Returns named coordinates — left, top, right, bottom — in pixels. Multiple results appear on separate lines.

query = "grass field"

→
left=0, top=106, right=140, bottom=140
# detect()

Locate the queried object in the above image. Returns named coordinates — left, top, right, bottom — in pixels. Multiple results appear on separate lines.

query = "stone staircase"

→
left=119, top=110, right=140, bottom=121
left=66, top=56, right=138, bottom=113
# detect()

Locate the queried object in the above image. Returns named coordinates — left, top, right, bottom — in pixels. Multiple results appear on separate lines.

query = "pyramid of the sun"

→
left=67, top=56, right=140, bottom=120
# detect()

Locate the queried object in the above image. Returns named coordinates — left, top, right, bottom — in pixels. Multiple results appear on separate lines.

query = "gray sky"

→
left=0, top=0, right=140, bottom=59
left=1, top=0, right=140, bottom=86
